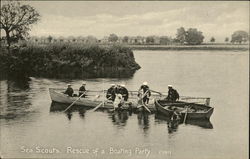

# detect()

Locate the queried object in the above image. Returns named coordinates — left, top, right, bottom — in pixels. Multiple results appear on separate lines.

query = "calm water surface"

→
left=0, top=50, right=249, bottom=159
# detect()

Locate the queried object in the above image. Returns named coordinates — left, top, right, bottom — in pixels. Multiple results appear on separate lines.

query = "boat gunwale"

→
left=155, top=99, right=213, bottom=114
left=49, top=88, right=210, bottom=100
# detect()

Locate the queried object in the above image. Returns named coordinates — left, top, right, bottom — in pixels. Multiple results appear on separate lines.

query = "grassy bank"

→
left=0, top=43, right=140, bottom=79
left=124, top=44, right=249, bottom=51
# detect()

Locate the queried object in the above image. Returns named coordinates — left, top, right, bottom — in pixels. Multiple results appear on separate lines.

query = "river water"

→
left=0, top=50, right=249, bottom=159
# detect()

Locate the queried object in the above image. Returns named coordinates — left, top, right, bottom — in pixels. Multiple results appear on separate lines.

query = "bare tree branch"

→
left=0, top=1, right=40, bottom=48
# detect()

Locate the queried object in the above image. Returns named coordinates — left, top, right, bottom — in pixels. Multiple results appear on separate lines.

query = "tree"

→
left=0, top=1, right=40, bottom=49
left=123, top=36, right=129, bottom=43
left=47, top=36, right=53, bottom=43
left=176, top=27, right=186, bottom=44
left=185, top=28, right=204, bottom=45
left=85, top=35, right=98, bottom=44
left=146, top=36, right=154, bottom=44
left=160, top=36, right=171, bottom=45
left=108, top=33, right=118, bottom=42
left=210, top=37, right=215, bottom=43
left=231, top=30, right=249, bottom=44
left=225, top=37, right=229, bottom=43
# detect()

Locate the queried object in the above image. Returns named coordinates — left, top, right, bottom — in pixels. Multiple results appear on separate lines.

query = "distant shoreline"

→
left=125, top=44, right=249, bottom=51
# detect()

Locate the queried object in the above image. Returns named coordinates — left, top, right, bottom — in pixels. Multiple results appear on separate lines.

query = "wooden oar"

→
left=91, top=96, right=112, bottom=112
left=163, top=102, right=197, bottom=106
left=149, top=89, right=163, bottom=96
left=92, top=81, right=105, bottom=112
left=137, top=90, right=147, bottom=105
left=91, top=101, right=105, bottom=112
left=63, top=93, right=85, bottom=112
left=137, top=90, right=151, bottom=113
left=142, top=104, right=151, bottom=113
left=183, top=107, right=188, bottom=124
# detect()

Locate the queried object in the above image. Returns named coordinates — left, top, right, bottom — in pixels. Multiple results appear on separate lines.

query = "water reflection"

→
left=155, top=113, right=213, bottom=130
left=0, top=79, right=32, bottom=120
left=167, top=120, right=180, bottom=134
left=154, top=114, right=179, bottom=133
left=50, top=102, right=88, bottom=120
left=7, top=78, right=30, bottom=90
left=185, top=119, right=213, bottom=129
left=78, top=108, right=86, bottom=119
left=109, top=110, right=129, bottom=127
left=50, top=102, right=68, bottom=112
left=137, top=111, right=150, bottom=134
left=66, top=111, right=73, bottom=120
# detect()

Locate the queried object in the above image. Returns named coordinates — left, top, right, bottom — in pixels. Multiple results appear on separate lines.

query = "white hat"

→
left=67, top=84, right=71, bottom=86
left=168, top=85, right=172, bottom=87
left=110, top=84, right=115, bottom=86
left=82, top=82, right=86, bottom=85
left=143, top=81, right=148, bottom=85
left=121, top=84, right=125, bottom=87
left=117, top=94, right=122, bottom=98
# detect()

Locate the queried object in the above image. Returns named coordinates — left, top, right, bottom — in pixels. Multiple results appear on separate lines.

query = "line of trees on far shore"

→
left=0, top=1, right=249, bottom=49
left=2, top=29, right=249, bottom=48
left=2, top=28, right=247, bottom=47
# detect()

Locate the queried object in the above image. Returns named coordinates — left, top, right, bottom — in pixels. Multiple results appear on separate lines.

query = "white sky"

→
left=3, top=1, right=250, bottom=42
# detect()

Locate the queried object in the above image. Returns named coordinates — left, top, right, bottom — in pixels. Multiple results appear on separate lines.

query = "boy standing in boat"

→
left=79, top=82, right=87, bottom=97
left=120, top=84, right=129, bottom=101
left=138, top=81, right=151, bottom=105
left=106, top=84, right=116, bottom=101
left=166, top=85, right=179, bottom=102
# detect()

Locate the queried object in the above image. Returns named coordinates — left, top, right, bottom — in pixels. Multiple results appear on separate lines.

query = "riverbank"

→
left=123, top=44, right=249, bottom=51
left=0, top=43, right=140, bottom=79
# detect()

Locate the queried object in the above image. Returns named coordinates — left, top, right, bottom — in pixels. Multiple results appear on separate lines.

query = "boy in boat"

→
left=79, top=82, right=86, bottom=98
left=166, top=85, right=179, bottom=102
left=120, top=84, right=129, bottom=101
left=115, top=84, right=122, bottom=94
left=106, top=84, right=116, bottom=101
left=138, top=81, right=151, bottom=105
left=64, top=84, right=74, bottom=97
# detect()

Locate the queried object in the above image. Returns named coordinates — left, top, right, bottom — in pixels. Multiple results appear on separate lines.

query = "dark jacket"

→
left=115, top=87, right=123, bottom=94
left=138, top=85, right=151, bottom=104
left=65, top=87, right=74, bottom=97
left=106, top=87, right=116, bottom=101
left=120, top=87, right=129, bottom=101
left=79, top=86, right=86, bottom=97
left=139, top=85, right=151, bottom=96
left=167, top=88, right=179, bottom=101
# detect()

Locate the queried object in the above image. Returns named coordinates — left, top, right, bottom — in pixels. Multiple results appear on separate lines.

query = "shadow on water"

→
left=50, top=101, right=132, bottom=125
left=50, top=102, right=89, bottom=120
left=137, top=111, right=150, bottom=134
left=49, top=102, right=213, bottom=135
left=108, top=110, right=130, bottom=127
left=155, top=113, right=213, bottom=132
left=0, top=79, right=33, bottom=120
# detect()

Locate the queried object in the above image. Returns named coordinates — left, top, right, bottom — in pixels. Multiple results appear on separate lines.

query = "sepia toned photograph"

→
left=0, top=0, right=249, bottom=159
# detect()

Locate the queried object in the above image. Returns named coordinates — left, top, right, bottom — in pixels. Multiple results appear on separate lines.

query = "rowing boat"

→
left=49, top=88, right=211, bottom=112
left=49, top=88, right=158, bottom=111
left=154, top=99, right=214, bottom=120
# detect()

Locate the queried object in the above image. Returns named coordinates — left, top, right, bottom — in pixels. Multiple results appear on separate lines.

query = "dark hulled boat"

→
left=155, top=99, right=214, bottom=120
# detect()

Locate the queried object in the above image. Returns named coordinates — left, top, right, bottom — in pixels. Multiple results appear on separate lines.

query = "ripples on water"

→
left=0, top=50, right=248, bottom=159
